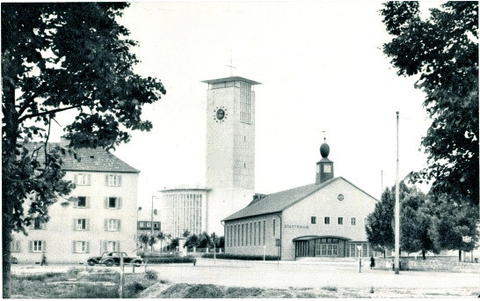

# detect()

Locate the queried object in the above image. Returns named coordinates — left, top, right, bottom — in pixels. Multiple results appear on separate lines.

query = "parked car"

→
left=87, top=252, right=143, bottom=267
left=11, top=257, right=18, bottom=264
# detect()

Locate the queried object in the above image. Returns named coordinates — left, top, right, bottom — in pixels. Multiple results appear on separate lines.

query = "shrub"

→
left=201, top=253, right=280, bottom=261
left=145, top=255, right=196, bottom=264
left=145, top=270, right=158, bottom=281
left=322, top=286, right=338, bottom=292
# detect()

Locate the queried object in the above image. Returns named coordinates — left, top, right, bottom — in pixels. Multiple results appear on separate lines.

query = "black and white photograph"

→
left=2, top=1, right=479, bottom=298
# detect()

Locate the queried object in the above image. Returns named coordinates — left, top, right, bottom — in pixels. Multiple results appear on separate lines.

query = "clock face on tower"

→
left=213, top=106, right=228, bottom=123
left=323, top=164, right=332, bottom=173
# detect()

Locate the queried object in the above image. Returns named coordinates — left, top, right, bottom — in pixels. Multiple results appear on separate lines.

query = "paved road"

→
left=11, top=259, right=480, bottom=291
left=147, top=259, right=480, bottom=290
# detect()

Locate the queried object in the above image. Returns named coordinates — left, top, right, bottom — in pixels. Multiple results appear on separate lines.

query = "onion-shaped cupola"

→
left=316, top=136, right=334, bottom=184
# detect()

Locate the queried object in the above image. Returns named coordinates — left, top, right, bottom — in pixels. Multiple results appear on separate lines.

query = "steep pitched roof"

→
left=26, top=142, right=139, bottom=174
left=223, top=177, right=340, bottom=222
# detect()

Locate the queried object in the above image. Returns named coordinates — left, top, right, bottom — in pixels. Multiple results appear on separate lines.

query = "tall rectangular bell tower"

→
left=202, top=76, right=260, bottom=235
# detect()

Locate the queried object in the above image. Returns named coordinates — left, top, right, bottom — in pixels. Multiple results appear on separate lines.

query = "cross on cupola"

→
left=226, top=50, right=236, bottom=76
left=316, top=131, right=334, bottom=184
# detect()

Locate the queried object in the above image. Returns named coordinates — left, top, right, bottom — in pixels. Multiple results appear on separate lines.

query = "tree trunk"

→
left=2, top=222, right=12, bottom=298
left=458, top=250, right=462, bottom=262
left=2, top=69, right=18, bottom=299
left=422, top=250, right=426, bottom=260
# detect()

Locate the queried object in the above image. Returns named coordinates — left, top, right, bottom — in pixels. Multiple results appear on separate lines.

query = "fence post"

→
left=119, top=252, right=124, bottom=298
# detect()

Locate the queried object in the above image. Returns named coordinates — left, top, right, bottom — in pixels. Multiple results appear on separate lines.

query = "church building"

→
left=223, top=141, right=380, bottom=260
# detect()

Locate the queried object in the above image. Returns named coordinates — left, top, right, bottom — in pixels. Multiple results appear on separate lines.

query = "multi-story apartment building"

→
left=11, top=140, right=140, bottom=264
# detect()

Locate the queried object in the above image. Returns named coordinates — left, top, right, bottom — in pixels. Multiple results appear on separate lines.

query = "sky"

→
left=49, top=1, right=442, bottom=209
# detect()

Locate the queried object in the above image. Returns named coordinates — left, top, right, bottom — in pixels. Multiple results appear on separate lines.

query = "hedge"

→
left=143, top=255, right=196, bottom=264
left=201, top=253, right=280, bottom=261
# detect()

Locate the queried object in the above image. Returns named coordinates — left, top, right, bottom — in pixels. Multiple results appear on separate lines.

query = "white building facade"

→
left=11, top=142, right=139, bottom=264
left=223, top=142, right=380, bottom=261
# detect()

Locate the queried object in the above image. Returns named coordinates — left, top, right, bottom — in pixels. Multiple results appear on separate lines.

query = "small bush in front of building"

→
left=201, top=253, right=280, bottom=261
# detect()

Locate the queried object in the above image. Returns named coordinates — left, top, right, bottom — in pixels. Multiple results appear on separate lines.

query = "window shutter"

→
left=105, top=175, right=109, bottom=186
left=72, top=241, right=76, bottom=253
left=103, top=241, right=107, bottom=253
left=86, top=197, right=91, bottom=208
left=86, top=219, right=90, bottom=231
left=118, top=175, right=122, bottom=187
left=117, top=241, right=120, bottom=252
left=117, top=198, right=122, bottom=209
left=73, top=219, right=77, bottom=231
left=15, top=241, right=20, bottom=252
left=87, top=174, right=91, bottom=186
left=29, top=241, right=33, bottom=253
left=42, top=222, right=47, bottom=230
left=104, top=219, right=108, bottom=231
left=73, top=197, right=78, bottom=208
left=104, top=198, right=108, bottom=209
left=74, top=174, right=78, bottom=185
left=86, top=242, right=90, bottom=253
left=43, top=241, right=46, bottom=252
left=118, top=219, right=121, bottom=231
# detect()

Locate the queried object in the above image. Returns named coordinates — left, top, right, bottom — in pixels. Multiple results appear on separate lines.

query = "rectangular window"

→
left=273, top=219, right=276, bottom=237
left=33, top=218, right=46, bottom=230
left=311, top=216, right=317, bottom=224
left=324, top=217, right=330, bottom=225
left=241, top=224, right=244, bottom=246
left=10, top=240, right=20, bottom=253
left=351, top=217, right=357, bottom=226
left=263, top=221, right=266, bottom=245
left=30, top=240, right=46, bottom=253
left=250, top=223, right=253, bottom=246
left=105, top=241, right=120, bottom=252
left=75, top=218, right=89, bottom=231
left=106, top=174, right=122, bottom=187
left=254, top=222, right=257, bottom=246
left=105, top=219, right=121, bottom=231
left=75, top=173, right=91, bottom=186
left=246, top=223, right=249, bottom=246
left=240, top=82, right=252, bottom=123
left=73, top=241, right=90, bottom=253
left=338, top=217, right=343, bottom=225
left=77, top=196, right=87, bottom=208
left=105, top=197, right=122, bottom=209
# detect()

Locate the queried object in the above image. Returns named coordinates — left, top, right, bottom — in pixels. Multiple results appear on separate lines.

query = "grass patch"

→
left=321, top=285, right=338, bottom=292
left=10, top=270, right=160, bottom=298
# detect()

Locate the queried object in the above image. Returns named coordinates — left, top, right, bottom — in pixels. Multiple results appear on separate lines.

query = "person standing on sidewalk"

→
left=41, top=252, right=47, bottom=266
left=370, top=256, right=375, bottom=269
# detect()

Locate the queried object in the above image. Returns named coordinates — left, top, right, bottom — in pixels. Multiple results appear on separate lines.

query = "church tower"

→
left=203, top=76, right=260, bottom=235
left=316, top=138, right=334, bottom=184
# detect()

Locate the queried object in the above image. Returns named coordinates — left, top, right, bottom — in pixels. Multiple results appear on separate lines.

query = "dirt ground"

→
left=138, top=282, right=479, bottom=298
left=11, top=259, right=480, bottom=298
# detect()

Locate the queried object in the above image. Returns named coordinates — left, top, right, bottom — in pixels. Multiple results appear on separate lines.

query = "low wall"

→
left=374, top=257, right=479, bottom=272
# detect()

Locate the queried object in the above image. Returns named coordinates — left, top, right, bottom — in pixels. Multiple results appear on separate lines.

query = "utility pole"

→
left=395, top=111, right=400, bottom=275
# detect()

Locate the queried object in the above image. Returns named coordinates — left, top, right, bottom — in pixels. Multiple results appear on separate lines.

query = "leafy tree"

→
left=148, top=235, right=157, bottom=252
left=366, top=181, right=435, bottom=258
left=2, top=3, right=166, bottom=297
left=428, top=193, right=479, bottom=261
left=182, top=230, right=191, bottom=238
left=197, top=232, right=211, bottom=249
left=399, top=186, right=436, bottom=259
left=380, top=2, right=479, bottom=209
left=139, top=233, right=150, bottom=251
left=366, top=186, right=395, bottom=257
left=157, top=231, right=166, bottom=253
left=184, top=233, right=200, bottom=249
left=168, top=238, right=180, bottom=250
